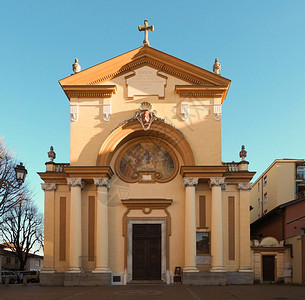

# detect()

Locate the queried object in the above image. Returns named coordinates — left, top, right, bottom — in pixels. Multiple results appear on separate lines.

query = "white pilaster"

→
left=92, top=177, right=111, bottom=273
left=209, top=177, right=226, bottom=272
left=41, top=183, right=57, bottom=273
left=183, top=177, right=199, bottom=272
left=66, top=177, right=84, bottom=273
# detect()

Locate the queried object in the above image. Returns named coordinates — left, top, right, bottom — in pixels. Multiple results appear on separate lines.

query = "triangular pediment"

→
left=59, top=46, right=231, bottom=88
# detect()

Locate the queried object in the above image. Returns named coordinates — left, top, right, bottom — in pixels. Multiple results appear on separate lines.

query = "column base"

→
left=66, top=268, right=81, bottom=273
left=183, top=266, right=199, bottom=273
left=41, top=268, right=55, bottom=274
left=92, top=267, right=111, bottom=273
left=210, top=266, right=226, bottom=272
left=238, top=267, right=253, bottom=273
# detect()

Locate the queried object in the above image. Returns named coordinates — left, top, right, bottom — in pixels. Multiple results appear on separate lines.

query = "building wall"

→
left=285, top=235, right=303, bottom=284
left=69, top=72, right=222, bottom=167
left=251, top=161, right=297, bottom=223
left=251, top=213, right=284, bottom=241
left=286, top=201, right=305, bottom=238
left=25, top=256, right=44, bottom=271
left=46, top=150, right=244, bottom=275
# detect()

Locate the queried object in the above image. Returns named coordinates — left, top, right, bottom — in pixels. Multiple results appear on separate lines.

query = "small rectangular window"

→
left=263, top=193, right=267, bottom=203
left=258, top=198, right=260, bottom=207
left=297, top=167, right=305, bottom=180
left=263, top=175, right=267, bottom=186
left=258, top=182, right=260, bottom=192
left=196, top=232, right=210, bottom=254
left=35, top=260, right=40, bottom=267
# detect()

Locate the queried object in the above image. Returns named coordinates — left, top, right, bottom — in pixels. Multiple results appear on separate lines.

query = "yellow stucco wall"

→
left=69, top=72, right=222, bottom=167
left=286, top=235, right=303, bottom=284
left=250, top=160, right=297, bottom=223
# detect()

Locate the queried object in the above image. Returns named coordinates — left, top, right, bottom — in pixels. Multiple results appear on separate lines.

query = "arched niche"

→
left=97, top=120, right=195, bottom=167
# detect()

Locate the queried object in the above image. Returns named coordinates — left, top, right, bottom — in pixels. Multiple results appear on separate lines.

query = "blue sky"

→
left=1, top=1, right=305, bottom=212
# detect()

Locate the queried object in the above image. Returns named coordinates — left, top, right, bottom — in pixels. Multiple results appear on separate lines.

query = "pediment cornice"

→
left=59, top=46, right=231, bottom=96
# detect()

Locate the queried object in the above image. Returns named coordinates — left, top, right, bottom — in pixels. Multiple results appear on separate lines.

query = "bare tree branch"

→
left=0, top=192, right=44, bottom=270
left=0, top=140, right=26, bottom=218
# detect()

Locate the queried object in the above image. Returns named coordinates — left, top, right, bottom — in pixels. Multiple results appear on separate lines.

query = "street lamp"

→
left=14, top=162, right=27, bottom=185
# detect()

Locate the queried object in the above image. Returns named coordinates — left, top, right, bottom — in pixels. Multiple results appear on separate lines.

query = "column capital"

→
left=41, top=183, right=57, bottom=191
left=94, top=177, right=111, bottom=189
left=238, top=182, right=252, bottom=190
left=183, top=177, right=199, bottom=188
left=67, top=177, right=85, bottom=189
left=209, top=177, right=225, bottom=188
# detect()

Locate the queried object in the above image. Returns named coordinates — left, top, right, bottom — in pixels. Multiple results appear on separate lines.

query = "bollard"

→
left=23, top=276, right=27, bottom=285
left=5, top=277, right=9, bottom=286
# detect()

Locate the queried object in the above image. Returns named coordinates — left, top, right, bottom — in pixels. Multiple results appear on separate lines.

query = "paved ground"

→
left=0, top=284, right=305, bottom=300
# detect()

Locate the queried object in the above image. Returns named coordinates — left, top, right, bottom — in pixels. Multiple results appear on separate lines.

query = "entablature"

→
left=180, top=165, right=255, bottom=183
left=175, top=85, right=228, bottom=103
left=61, top=85, right=117, bottom=101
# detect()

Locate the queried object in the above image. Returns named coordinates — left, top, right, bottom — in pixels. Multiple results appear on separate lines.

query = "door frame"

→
left=262, top=255, right=275, bottom=282
left=127, top=219, right=167, bottom=283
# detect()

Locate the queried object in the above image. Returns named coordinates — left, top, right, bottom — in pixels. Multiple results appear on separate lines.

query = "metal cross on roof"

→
left=138, top=19, right=154, bottom=46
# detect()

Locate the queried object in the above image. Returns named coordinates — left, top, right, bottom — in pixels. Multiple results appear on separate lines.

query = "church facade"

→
left=39, top=32, right=255, bottom=285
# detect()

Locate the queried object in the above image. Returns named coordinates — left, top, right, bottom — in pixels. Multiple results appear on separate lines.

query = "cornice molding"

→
left=180, top=166, right=227, bottom=180
left=59, top=47, right=231, bottom=99
left=61, top=85, right=117, bottom=100
left=64, top=166, right=114, bottom=180
left=175, top=85, right=228, bottom=102
left=121, top=198, right=173, bottom=210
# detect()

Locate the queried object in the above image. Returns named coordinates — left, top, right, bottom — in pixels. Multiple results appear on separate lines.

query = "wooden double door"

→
left=132, top=224, right=161, bottom=280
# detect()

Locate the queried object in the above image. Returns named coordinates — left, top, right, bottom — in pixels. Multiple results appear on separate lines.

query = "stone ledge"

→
left=40, top=272, right=64, bottom=286
left=227, top=272, right=254, bottom=285
left=40, top=272, right=111, bottom=286
left=64, top=272, right=111, bottom=286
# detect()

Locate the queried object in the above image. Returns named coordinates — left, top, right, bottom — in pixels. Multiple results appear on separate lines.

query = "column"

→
left=238, top=183, right=253, bottom=272
left=41, top=183, right=57, bottom=273
left=209, top=177, right=226, bottom=272
left=92, top=177, right=111, bottom=273
left=183, top=177, right=199, bottom=272
left=66, top=177, right=84, bottom=273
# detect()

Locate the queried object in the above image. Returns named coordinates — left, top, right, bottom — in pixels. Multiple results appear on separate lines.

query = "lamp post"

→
left=14, top=162, right=27, bottom=186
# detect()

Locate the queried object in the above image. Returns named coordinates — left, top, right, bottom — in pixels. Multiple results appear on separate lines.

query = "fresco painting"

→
left=119, top=142, right=175, bottom=180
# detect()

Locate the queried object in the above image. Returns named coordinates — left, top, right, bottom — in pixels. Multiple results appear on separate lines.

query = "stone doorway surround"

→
left=121, top=198, right=173, bottom=284
left=127, top=218, right=167, bottom=283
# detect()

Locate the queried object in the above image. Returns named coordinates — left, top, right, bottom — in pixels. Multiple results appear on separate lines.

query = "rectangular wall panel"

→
left=88, top=196, right=95, bottom=261
left=228, top=196, right=235, bottom=260
left=199, top=196, right=206, bottom=228
left=59, top=197, right=66, bottom=261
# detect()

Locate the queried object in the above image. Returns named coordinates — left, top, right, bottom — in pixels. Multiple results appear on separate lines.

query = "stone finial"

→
left=213, top=58, right=221, bottom=75
left=48, top=146, right=56, bottom=162
left=239, top=145, right=247, bottom=161
left=72, top=58, right=81, bottom=73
